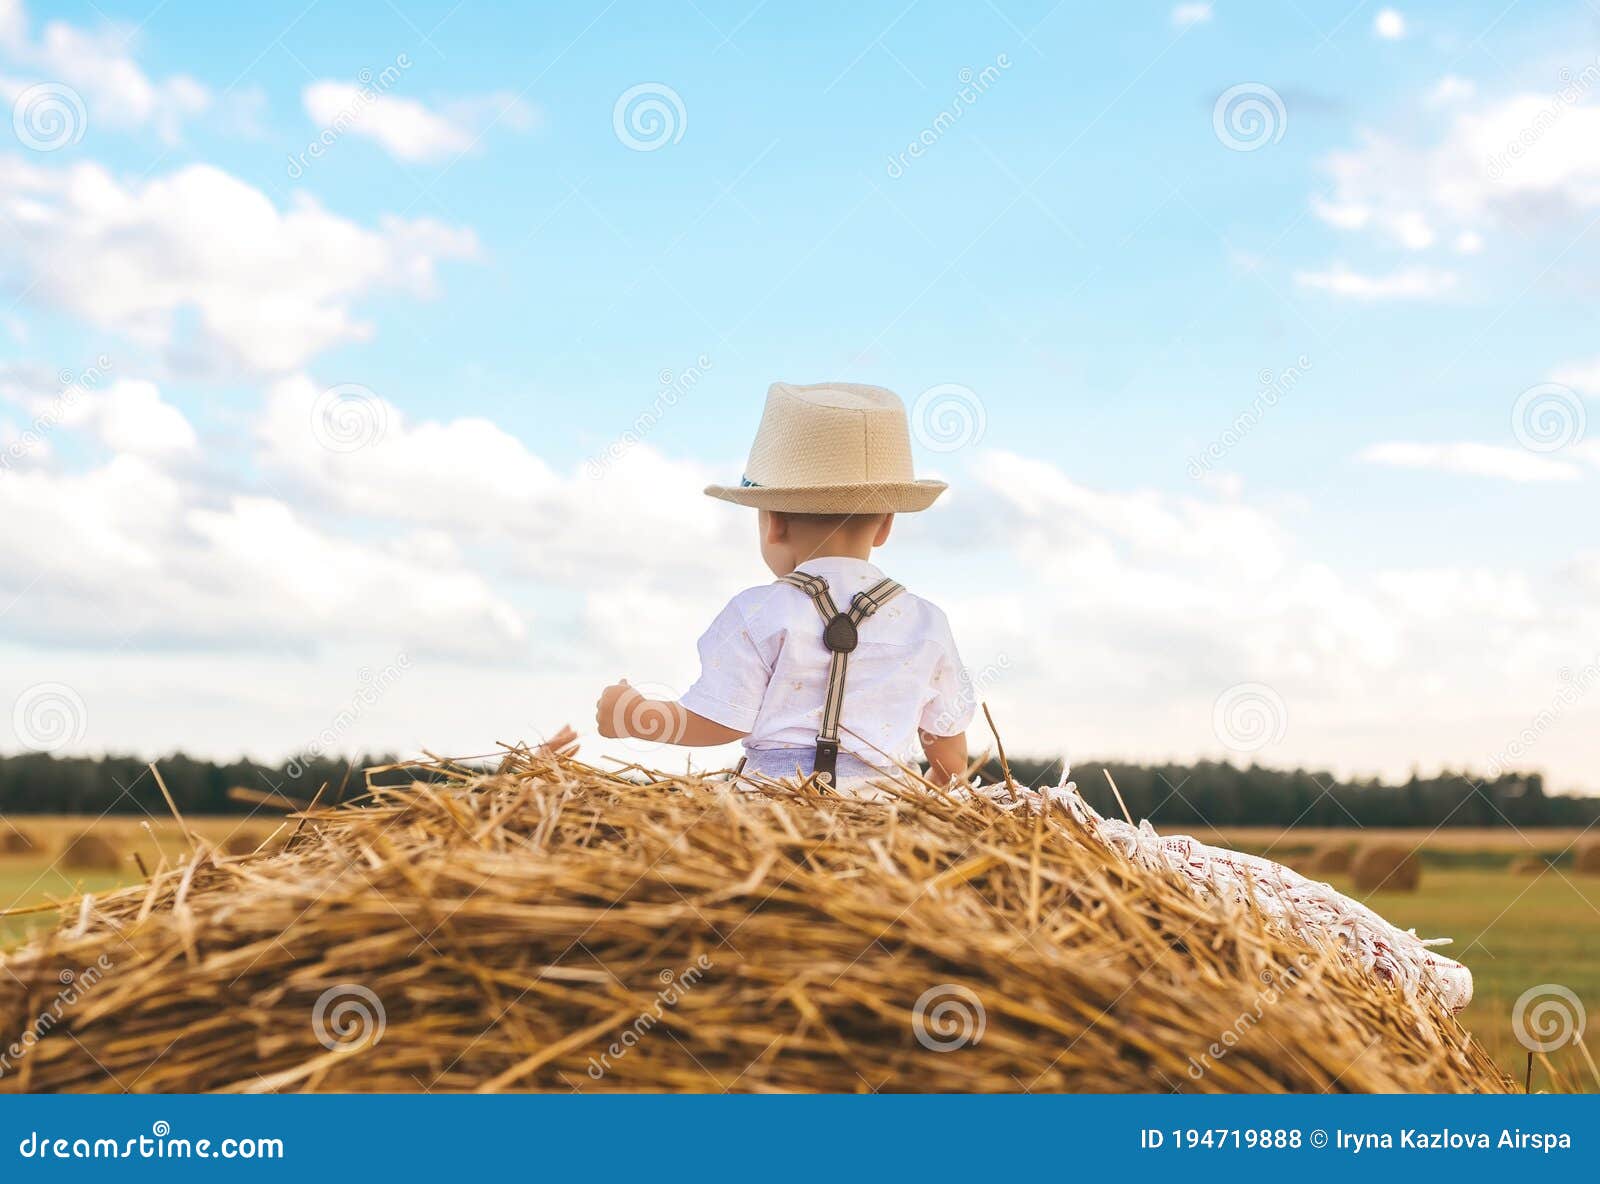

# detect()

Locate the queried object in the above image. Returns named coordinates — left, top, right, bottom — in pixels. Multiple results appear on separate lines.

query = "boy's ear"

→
left=873, top=513, right=894, bottom=547
left=764, top=510, right=789, bottom=543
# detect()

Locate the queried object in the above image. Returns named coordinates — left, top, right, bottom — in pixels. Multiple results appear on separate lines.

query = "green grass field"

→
left=3, top=820, right=1596, bottom=1090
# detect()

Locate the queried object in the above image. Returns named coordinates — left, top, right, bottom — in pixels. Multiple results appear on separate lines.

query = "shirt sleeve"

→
left=918, top=611, right=976, bottom=738
left=677, top=595, right=772, bottom=733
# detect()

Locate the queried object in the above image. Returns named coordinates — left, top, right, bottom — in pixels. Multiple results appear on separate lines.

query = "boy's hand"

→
left=596, top=679, right=643, bottom=739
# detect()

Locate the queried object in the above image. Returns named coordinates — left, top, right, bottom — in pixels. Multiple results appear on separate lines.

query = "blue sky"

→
left=2, top=1, right=1598, bottom=790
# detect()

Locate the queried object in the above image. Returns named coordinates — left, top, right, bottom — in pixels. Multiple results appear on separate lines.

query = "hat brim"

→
left=704, top=479, right=947, bottom=514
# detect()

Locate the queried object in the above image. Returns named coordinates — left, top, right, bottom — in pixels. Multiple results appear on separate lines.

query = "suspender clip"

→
left=822, top=612, right=859, bottom=653
left=813, top=737, right=840, bottom=787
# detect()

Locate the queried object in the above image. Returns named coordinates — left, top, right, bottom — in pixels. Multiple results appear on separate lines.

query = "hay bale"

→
left=1510, top=856, right=1547, bottom=875
left=218, top=830, right=270, bottom=857
left=1351, top=842, right=1421, bottom=893
left=1310, top=843, right=1354, bottom=875
left=0, top=828, right=41, bottom=857
left=56, top=830, right=123, bottom=872
left=0, top=755, right=1509, bottom=1095
left=1574, top=840, right=1600, bottom=875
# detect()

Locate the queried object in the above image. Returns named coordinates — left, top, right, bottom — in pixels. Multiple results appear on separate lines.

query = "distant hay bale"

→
left=1310, top=843, right=1354, bottom=875
left=0, top=753, right=1509, bottom=1095
left=1574, top=841, right=1600, bottom=876
left=218, top=830, right=269, bottom=857
left=1351, top=843, right=1421, bottom=893
left=0, top=828, right=41, bottom=857
left=1511, top=856, right=1547, bottom=875
left=57, top=830, right=123, bottom=872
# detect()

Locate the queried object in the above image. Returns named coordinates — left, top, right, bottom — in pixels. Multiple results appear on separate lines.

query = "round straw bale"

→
left=0, top=827, right=42, bottom=857
left=1350, top=842, right=1421, bottom=893
left=0, top=762, right=1511, bottom=1095
left=218, top=829, right=277, bottom=857
left=1310, top=842, right=1354, bottom=875
left=1510, top=855, right=1546, bottom=875
left=1574, top=840, right=1600, bottom=875
left=57, top=830, right=124, bottom=872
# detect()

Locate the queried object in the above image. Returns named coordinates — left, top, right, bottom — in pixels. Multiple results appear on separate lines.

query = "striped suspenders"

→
left=777, top=571, right=905, bottom=786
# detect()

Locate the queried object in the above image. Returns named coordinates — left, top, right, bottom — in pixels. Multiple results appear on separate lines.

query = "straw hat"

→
left=704, top=382, right=947, bottom=513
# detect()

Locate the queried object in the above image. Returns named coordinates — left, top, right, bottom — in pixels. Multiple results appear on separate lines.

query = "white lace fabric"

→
left=956, top=771, right=1473, bottom=1014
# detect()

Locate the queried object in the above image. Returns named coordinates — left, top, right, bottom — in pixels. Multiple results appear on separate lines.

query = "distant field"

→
left=2, top=816, right=1596, bottom=1089
left=1, top=814, right=288, bottom=946
left=1205, top=826, right=1591, bottom=857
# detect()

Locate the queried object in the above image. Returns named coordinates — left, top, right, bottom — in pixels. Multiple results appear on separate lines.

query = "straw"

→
left=0, top=749, right=1515, bottom=1095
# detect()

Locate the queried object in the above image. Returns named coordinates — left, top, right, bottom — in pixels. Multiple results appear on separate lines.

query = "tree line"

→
left=0, top=750, right=1593, bottom=829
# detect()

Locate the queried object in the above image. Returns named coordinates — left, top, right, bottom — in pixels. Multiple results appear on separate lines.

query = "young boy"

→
left=595, top=381, right=973, bottom=789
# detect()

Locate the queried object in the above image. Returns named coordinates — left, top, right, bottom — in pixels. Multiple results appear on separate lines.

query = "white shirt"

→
left=678, top=557, right=975, bottom=767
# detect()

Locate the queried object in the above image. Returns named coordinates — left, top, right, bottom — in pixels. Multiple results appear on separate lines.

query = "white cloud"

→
left=60, top=378, right=198, bottom=458
left=0, top=158, right=477, bottom=374
left=1374, top=8, right=1407, bottom=40
left=302, top=82, right=539, bottom=163
left=1551, top=356, right=1600, bottom=396
left=1312, top=85, right=1600, bottom=259
left=1171, top=4, right=1212, bottom=28
left=1427, top=75, right=1476, bottom=106
left=5, top=394, right=1598, bottom=789
left=1358, top=441, right=1584, bottom=482
left=0, top=424, right=525, bottom=659
left=1294, top=263, right=1459, bottom=299
left=0, top=0, right=209, bottom=142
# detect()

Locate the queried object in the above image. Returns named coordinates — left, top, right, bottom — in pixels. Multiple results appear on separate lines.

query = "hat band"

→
left=740, top=476, right=762, bottom=487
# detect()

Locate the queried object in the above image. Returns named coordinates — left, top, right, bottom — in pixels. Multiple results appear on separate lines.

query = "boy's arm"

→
left=919, top=729, right=968, bottom=785
left=597, top=680, right=748, bottom=746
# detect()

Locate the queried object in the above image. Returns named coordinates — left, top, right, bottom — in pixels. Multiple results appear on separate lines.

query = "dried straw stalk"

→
left=0, top=751, right=1512, bottom=1094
